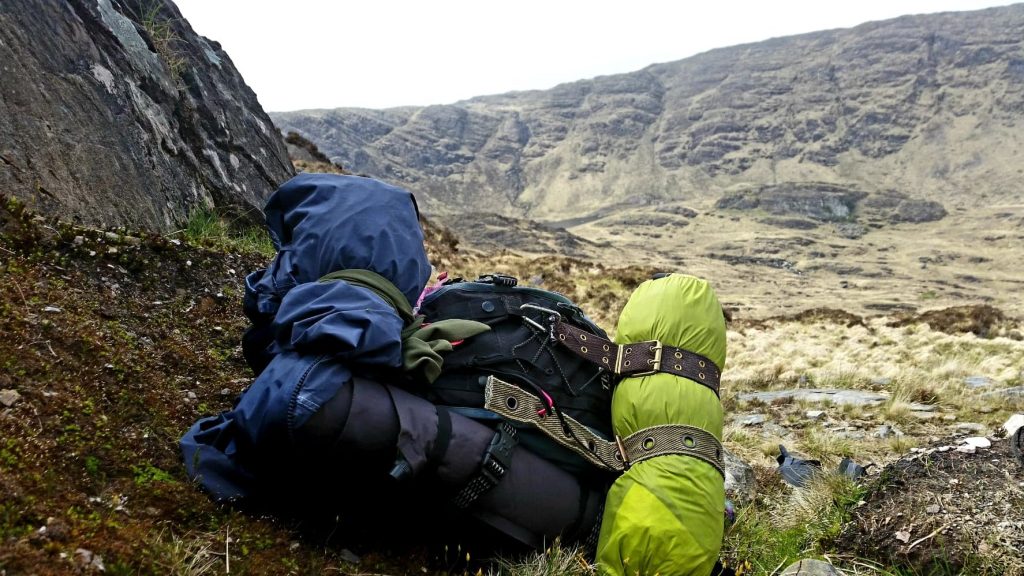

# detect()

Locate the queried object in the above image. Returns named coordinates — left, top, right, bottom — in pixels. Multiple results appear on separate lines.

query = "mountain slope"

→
left=272, top=4, right=1024, bottom=221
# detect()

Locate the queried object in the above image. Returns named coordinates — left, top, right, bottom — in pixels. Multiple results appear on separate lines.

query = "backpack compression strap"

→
left=551, top=320, right=721, bottom=397
left=484, top=377, right=724, bottom=477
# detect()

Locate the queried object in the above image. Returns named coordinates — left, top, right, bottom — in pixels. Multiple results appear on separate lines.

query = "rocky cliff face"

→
left=0, top=0, right=293, bottom=231
left=273, top=5, right=1024, bottom=222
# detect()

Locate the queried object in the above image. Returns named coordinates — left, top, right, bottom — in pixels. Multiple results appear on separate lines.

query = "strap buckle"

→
left=480, top=422, right=518, bottom=484
left=617, top=340, right=662, bottom=376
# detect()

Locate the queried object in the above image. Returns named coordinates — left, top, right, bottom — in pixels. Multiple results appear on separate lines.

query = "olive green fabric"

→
left=320, top=270, right=489, bottom=383
left=597, top=274, right=726, bottom=576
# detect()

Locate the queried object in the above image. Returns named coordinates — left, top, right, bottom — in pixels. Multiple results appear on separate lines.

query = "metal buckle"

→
left=519, top=303, right=562, bottom=334
left=633, top=340, right=663, bottom=376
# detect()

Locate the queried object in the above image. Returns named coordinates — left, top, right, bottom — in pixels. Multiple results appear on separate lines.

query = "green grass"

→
left=722, top=473, right=866, bottom=575
left=178, top=208, right=275, bottom=256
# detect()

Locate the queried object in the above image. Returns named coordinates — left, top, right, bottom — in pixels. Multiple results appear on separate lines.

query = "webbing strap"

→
left=484, top=376, right=724, bottom=477
left=552, top=320, right=721, bottom=397
left=452, top=421, right=518, bottom=508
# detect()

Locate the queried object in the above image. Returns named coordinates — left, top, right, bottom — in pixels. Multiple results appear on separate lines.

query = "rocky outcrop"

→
left=0, top=0, right=293, bottom=231
left=273, top=5, right=1024, bottom=221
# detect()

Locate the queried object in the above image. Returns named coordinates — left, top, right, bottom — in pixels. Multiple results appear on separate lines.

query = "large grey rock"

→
left=723, top=448, right=756, bottom=507
left=982, top=386, right=1024, bottom=398
left=781, top=559, right=845, bottom=576
left=740, top=388, right=937, bottom=412
left=0, top=0, right=293, bottom=231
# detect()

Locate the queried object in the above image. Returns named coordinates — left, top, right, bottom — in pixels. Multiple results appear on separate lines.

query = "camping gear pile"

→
left=181, top=173, right=729, bottom=575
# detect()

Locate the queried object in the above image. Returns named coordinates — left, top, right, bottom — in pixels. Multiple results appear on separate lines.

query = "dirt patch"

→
left=888, top=304, right=1011, bottom=337
left=837, top=436, right=1024, bottom=574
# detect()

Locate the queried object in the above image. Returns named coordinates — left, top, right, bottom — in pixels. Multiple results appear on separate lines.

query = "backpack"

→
left=416, top=274, right=616, bottom=476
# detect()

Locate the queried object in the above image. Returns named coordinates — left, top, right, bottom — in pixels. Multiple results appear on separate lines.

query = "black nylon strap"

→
left=452, top=421, right=518, bottom=509
left=428, top=406, right=452, bottom=466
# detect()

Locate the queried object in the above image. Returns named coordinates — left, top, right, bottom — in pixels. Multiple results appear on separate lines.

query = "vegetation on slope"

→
left=2, top=196, right=1021, bottom=574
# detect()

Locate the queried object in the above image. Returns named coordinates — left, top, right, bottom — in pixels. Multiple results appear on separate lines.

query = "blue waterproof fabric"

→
left=180, top=174, right=431, bottom=501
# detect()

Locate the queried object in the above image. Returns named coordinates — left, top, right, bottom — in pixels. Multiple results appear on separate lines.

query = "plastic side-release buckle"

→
left=480, top=421, right=518, bottom=484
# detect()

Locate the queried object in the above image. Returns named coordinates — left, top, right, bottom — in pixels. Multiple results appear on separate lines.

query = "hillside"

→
left=2, top=194, right=1022, bottom=575
left=273, top=5, right=1024, bottom=320
left=273, top=5, right=1024, bottom=221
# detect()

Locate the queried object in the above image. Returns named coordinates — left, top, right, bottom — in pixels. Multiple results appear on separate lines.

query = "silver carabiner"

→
left=519, top=303, right=562, bottom=337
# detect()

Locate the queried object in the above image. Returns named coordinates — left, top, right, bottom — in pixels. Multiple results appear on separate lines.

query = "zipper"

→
left=286, top=354, right=330, bottom=443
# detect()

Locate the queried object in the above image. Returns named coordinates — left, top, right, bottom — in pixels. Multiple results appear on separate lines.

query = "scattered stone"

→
left=806, top=410, right=825, bottom=420
left=871, top=377, right=892, bottom=386
left=74, top=548, right=105, bottom=572
left=219, top=388, right=232, bottom=396
left=107, top=246, right=118, bottom=254
left=73, top=235, right=84, bottom=246
left=739, top=414, right=766, bottom=426
left=982, top=386, right=1024, bottom=398
left=185, top=391, right=197, bottom=401
left=835, top=430, right=867, bottom=440
left=739, top=388, right=887, bottom=407
left=872, top=424, right=904, bottom=439
left=339, top=548, right=361, bottom=564
left=761, top=423, right=792, bottom=438
left=926, top=504, right=941, bottom=514
left=42, top=306, right=62, bottom=313
left=894, top=530, right=911, bottom=543
left=963, top=437, right=991, bottom=449
left=1003, top=414, right=1024, bottom=437
left=910, top=411, right=941, bottom=421
left=723, top=448, right=757, bottom=507
left=954, top=422, right=987, bottom=434
left=956, top=444, right=976, bottom=454
left=964, top=376, right=995, bottom=388
left=780, top=558, right=846, bottom=575
left=0, top=389, right=21, bottom=407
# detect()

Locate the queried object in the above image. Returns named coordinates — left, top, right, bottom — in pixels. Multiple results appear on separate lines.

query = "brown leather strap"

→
left=552, top=321, right=721, bottom=397
left=484, top=377, right=725, bottom=477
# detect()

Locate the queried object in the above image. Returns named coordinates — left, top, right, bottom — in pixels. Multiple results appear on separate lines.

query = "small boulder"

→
left=781, top=559, right=846, bottom=575
left=723, top=448, right=757, bottom=507
left=0, top=389, right=21, bottom=408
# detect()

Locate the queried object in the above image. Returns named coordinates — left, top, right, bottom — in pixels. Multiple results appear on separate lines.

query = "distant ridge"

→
left=273, top=4, right=1024, bottom=220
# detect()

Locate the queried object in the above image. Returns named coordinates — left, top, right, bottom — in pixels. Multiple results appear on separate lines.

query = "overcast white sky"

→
left=173, top=0, right=1014, bottom=112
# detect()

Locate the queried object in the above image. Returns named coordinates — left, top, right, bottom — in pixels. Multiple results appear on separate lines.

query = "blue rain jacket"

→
left=180, top=174, right=431, bottom=501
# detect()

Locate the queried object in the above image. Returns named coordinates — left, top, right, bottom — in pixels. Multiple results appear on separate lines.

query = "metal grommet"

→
left=614, top=451, right=623, bottom=462
left=602, top=356, right=609, bottom=364
left=603, top=344, right=610, bottom=351
left=624, top=360, right=631, bottom=367
left=699, top=360, right=706, bottom=368
left=580, top=334, right=587, bottom=341
left=625, top=347, right=632, bottom=354
left=587, top=440, right=596, bottom=452
left=699, top=372, right=705, bottom=380
left=642, top=437, right=655, bottom=451
left=506, top=396, right=518, bottom=410
left=559, top=333, right=566, bottom=341
left=674, top=364, right=682, bottom=371
left=581, top=346, right=589, bottom=354
left=683, top=435, right=695, bottom=448
left=563, top=425, right=572, bottom=436
left=675, top=351, right=682, bottom=359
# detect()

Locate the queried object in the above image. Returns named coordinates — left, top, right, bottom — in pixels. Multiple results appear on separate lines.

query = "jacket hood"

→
left=246, top=174, right=432, bottom=319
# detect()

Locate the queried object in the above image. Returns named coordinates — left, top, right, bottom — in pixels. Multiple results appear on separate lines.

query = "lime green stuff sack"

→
left=597, top=275, right=726, bottom=576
